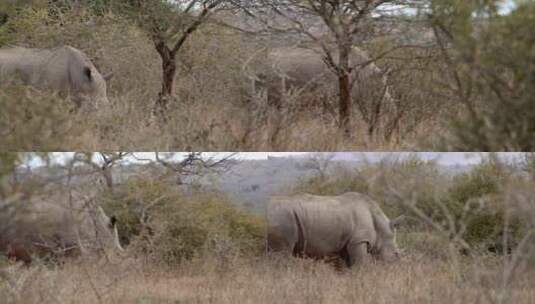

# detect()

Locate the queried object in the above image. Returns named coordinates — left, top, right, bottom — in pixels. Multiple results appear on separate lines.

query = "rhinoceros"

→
left=267, top=192, right=404, bottom=267
left=0, top=45, right=113, bottom=108
left=0, top=189, right=123, bottom=264
left=254, top=47, right=392, bottom=111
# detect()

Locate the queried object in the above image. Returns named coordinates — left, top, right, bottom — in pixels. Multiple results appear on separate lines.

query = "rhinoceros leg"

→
left=267, top=211, right=303, bottom=257
left=267, top=232, right=295, bottom=253
left=345, top=241, right=370, bottom=268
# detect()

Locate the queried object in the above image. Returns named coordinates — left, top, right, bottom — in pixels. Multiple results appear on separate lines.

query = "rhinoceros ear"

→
left=390, top=215, right=406, bottom=229
left=103, top=72, right=114, bottom=82
left=84, top=67, right=93, bottom=81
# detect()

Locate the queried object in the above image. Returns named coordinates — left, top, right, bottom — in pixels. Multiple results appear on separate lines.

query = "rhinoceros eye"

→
left=84, top=67, right=93, bottom=82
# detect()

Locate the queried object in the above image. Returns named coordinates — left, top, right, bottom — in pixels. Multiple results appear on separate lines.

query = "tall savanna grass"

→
left=2, top=155, right=534, bottom=303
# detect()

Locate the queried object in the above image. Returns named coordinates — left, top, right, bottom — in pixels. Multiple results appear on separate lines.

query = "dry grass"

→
left=1, top=242, right=534, bottom=304
left=0, top=6, right=448, bottom=151
left=1, top=84, right=437, bottom=151
left=2, top=157, right=535, bottom=303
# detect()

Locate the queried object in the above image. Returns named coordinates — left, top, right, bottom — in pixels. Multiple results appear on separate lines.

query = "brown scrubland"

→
left=1, top=1, right=533, bottom=151
left=1, top=252, right=534, bottom=304
left=1, top=153, right=535, bottom=303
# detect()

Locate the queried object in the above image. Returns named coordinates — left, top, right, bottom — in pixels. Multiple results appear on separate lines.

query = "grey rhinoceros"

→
left=255, top=47, right=392, bottom=111
left=0, top=189, right=123, bottom=264
left=0, top=45, right=113, bottom=108
left=267, top=192, right=404, bottom=267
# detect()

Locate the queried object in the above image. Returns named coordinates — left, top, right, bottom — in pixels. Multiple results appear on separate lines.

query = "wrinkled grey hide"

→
left=0, top=45, right=112, bottom=108
left=0, top=190, right=123, bottom=264
left=255, top=47, right=392, bottom=111
left=267, top=192, right=403, bottom=268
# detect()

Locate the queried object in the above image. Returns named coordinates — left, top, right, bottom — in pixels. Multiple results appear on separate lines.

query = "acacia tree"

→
left=69, top=152, right=131, bottom=191
left=235, top=0, right=426, bottom=136
left=132, top=152, right=237, bottom=185
left=112, top=0, right=227, bottom=116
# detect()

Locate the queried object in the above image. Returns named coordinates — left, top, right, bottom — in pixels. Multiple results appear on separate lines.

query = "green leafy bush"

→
left=443, top=160, right=521, bottom=250
left=432, top=1, right=535, bottom=150
left=101, top=178, right=265, bottom=265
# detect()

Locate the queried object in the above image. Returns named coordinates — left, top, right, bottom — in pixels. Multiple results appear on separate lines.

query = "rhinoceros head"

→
left=95, top=205, right=124, bottom=252
left=370, top=215, right=405, bottom=262
left=74, top=65, right=111, bottom=108
left=64, top=46, right=113, bottom=109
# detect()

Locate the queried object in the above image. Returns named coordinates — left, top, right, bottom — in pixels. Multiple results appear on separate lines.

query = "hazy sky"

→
left=28, top=152, right=525, bottom=167
left=236, top=152, right=524, bottom=165
left=327, top=152, right=523, bottom=165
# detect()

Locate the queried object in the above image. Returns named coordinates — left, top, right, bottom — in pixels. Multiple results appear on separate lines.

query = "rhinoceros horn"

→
left=103, top=72, right=114, bottom=82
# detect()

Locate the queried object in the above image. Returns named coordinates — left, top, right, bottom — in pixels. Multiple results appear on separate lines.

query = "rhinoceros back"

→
left=267, top=193, right=378, bottom=257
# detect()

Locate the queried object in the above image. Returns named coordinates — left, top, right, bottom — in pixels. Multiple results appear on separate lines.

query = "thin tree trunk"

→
left=0, top=12, right=8, bottom=26
left=101, top=169, right=114, bottom=191
left=368, top=122, right=375, bottom=138
left=154, top=40, right=177, bottom=115
left=338, top=46, right=352, bottom=137
left=338, top=73, right=351, bottom=136
left=161, top=54, right=176, bottom=98
left=368, top=88, right=386, bottom=139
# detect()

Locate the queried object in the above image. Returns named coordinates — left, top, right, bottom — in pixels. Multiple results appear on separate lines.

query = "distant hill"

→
left=204, top=158, right=359, bottom=213
left=209, top=158, right=473, bottom=213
